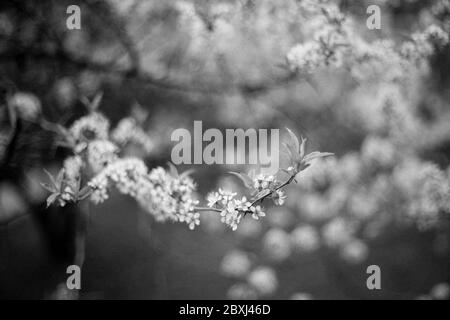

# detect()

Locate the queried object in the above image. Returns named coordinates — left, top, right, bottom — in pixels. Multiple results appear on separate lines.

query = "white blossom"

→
left=111, top=117, right=154, bottom=154
left=206, top=191, right=221, bottom=208
left=272, top=189, right=287, bottom=206
left=63, top=156, right=83, bottom=182
left=87, top=140, right=118, bottom=173
left=287, top=41, right=324, bottom=73
left=249, top=205, right=265, bottom=221
left=69, top=112, right=110, bottom=143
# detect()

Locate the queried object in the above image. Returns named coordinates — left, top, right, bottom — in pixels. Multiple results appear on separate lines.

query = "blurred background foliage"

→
left=0, top=0, right=450, bottom=299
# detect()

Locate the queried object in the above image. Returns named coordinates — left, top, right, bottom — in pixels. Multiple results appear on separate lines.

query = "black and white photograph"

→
left=0, top=0, right=450, bottom=303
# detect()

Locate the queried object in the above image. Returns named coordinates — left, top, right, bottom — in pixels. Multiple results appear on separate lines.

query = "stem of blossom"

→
left=74, top=202, right=90, bottom=273
left=195, top=206, right=222, bottom=213
left=251, top=172, right=296, bottom=205
left=38, top=118, right=62, bottom=135
left=194, top=171, right=298, bottom=214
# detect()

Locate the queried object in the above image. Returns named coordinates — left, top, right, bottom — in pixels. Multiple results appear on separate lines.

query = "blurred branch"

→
left=1, top=0, right=304, bottom=96
left=1, top=43, right=300, bottom=98
left=0, top=117, right=22, bottom=179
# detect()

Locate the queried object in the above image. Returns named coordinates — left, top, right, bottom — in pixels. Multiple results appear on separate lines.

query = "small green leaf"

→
left=90, top=92, right=103, bottom=111
left=252, top=189, right=271, bottom=201
left=302, top=152, right=334, bottom=164
left=247, top=169, right=256, bottom=180
left=46, top=193, right=59, bottom=208
left=180, top=169, right=195, bottom=178
left=131, top=103, right=149, bottom=125
left=80, top=96, right=90, bottom=108
left=284, top=142, right=301, bottom=165
left=229, top=172, right=253, bottom=189
left=282, top=142, right=295, bottom=164
left=43, top=169, right=58, bottom=189
left=40, top=182, right=56, bottom=193
left=167, top=162, right=179, bottom=178
left=75, top=176, right=82, bottom=194
left=78, top=186, right=93, bottom=201
left=56, top=169, right=65, bottom=189
left=285, top=127, right=300, bottom=153
left=6, top=99, right=18, bottom=126
left=299, top=136, right=307, bottom=159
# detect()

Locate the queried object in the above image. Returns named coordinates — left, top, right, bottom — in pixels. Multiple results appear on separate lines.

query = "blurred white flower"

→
left=287, top=41, right=324, bottom=73
left=70, top=112, right=110, bottom=142
left=53, top=77, right=76, bottom=109
left=226, top=283, right=258, bottom=300
left=422, top=24, right=449, bottom=47
left=340, top=239, right=369, bottom=264
left=322, top=217, right=354, bottom=247
left=290, top=292, right=313, bottom=300
left=262, top=228, right=292, bottom=262
left=220, top=250, right=252, bottom=278
left=87, top=140, right=118, bottom=173
left=299, top=193, right=335, bottom=221
left=430, top=283, right=450, bottom=300
left=111, top=117, right=154, bottom=154
left=247, top=266, right=278, bottom=296
left=290, top=225, right=320, bottom=252
left=338, top=153, right=362, bottom=184
left=8, top=92, right=41, bottom=121
left=0, top=183, right=27, bottom=222
left=348, top=189, right=378, bottom=219
left=361, top=136, right=397, bottom=168
left=392, top=159, right=450, bottom=229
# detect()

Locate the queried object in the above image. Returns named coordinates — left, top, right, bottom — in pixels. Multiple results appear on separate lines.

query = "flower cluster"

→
left=205, top=128, right=332, bottom=231
left=88, top=158, right=148, bottom=204
left=87, top=158, right=201, bottom=230
left=217, top=129, right=450, bottom=298
left=87, top=140, right=119, bottom=173
left=138, top=166, right=200, bottom=229
left=207, top=189, right=264, bottom=230
left=41, top=96, right=204, bottom=230
left=401, top=25, right=450, bottom=65
left=111, top=117, right=154, bottom=154
left=287, top=1, right=351, bottom=73
left=63, top=155, right=83, bottom=182
left=392, top=159, right=450, bottom=229
left=69, top=112, right=110, bottom=144
left=286, top=1, right=449, bottom=85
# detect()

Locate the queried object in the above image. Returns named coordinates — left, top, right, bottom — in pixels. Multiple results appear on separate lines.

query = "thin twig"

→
left=194, top=171, right=297, bottom=214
